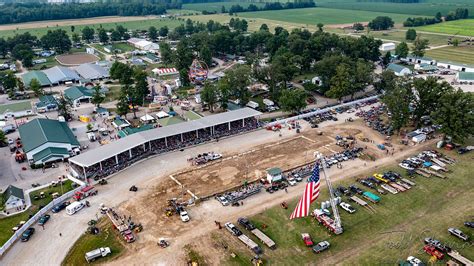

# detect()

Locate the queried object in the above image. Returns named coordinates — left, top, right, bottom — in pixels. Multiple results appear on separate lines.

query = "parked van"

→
left=66, top=201, right=85, bottom=215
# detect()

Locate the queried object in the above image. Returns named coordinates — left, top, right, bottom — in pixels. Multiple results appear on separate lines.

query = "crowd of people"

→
left=70, top=117, right=259, bottom=179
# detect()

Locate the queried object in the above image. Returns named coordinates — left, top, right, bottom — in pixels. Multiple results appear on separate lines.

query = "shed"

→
left=246, top=101, right=259, bottom=109
left=412, top=134, right=426, bottom=143
left=36, top=95, right=58, bottom=113
left=415, top=63, right=438, bottom=72
left=2, top=185, right=26, bottom=213
left=267, top=167, right=283, bottom=183
left=387, top=63, right=412, bottom=77
left=95, top=107, right=109, bottom=118
left=380, top=42, right=396, bottom=52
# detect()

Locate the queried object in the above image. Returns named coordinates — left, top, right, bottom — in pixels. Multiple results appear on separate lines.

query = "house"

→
left=127, top=38, right=160, bottom=51
left=266, top=167, right=283, bottom=183
left=401, top=55, right=436, bottom=65
left=21, top=71, right=52, bottom=87
left=131, top=57, right=146, bottom=66
left=74, top=63, right=110, bottom=81
left=437, top=61, right=474, bottom=73
left=2, top=185, right=26, bottom=214
left=387, top=63, right=412, bottom=77
left=456, top=72, right=474, bottom=84
left=64, top=86, right=94, bottom=107
left=0, top=101, right=34, bottom=120
left=43, top=66, right=80, bottom=85
left=18, top=118, right=80, bottom=165
left=311, top=76, right=322, bottom=86
left=35, top=95, right=58, bottom=113
left=142, top=53, right=160, bottom=64
left=380, top=42, right=396, bottom=52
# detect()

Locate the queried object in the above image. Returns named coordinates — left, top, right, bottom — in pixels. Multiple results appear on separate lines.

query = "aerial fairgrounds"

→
left=1, top=96, right=473, bottom=265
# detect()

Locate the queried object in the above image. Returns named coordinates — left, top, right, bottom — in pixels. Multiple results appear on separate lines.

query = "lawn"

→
left=426, top=45, right=474, bottom=65
left=183, top=2, right=265, bottom=13
left=62, top=219, right=125, bottom=266
left=222, top=148, right=474, bottom=265
left=237, top=7, right=422, bottom=25
left=0, top=180, right=75, bottom=246
left=103, top=85, right=121, bottom=103
left=29, top=56, right=59, bottom=71
left=92, top=43, right=134, bottom=54
left=358, top=30, right=452, bottom=47
left=0, top=18, right=181, bottom=38
left=417, top=19, right=474, bottom=37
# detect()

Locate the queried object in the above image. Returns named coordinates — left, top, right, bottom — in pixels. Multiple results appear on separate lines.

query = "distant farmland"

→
left=238, top=7, right=419, bottom=25
left=183, top=1, right=265, bottom=12
left=416, top=19, right=474, bottom=37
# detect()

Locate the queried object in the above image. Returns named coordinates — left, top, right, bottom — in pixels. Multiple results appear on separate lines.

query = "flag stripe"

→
left=290, top=163, right=321, bottom=220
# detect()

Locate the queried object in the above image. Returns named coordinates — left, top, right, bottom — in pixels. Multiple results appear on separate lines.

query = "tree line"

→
left=224, top=1, right=316, bottom=15
left=0, top=1, right=177, bottom=25
left=403, top=8, right=469, bottom=27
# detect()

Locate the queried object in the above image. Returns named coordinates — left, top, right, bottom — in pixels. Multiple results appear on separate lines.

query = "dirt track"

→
left=0, top=16, right=158, bottom=31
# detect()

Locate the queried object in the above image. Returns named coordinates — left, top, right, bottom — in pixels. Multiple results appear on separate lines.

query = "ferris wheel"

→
left=188, top=59, right=209, bottom=84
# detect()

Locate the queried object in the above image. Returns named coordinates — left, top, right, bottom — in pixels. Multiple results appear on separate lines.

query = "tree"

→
left=316, top=23, right=324, bottom=32
left=148, top=26, right=158, bottom=41
left=405, top=29, right=417, bottom=41
left=40, top=29, right=71, bottom=54
left=395, top=42, right=409, bottom=58
left=368, top=16, right=394, bottom=30
left=116, top=87, right=130, bottom=118
left=201, top=82, right=219, bottom=112
left=159, top=42, right=173, bottom=65
left=110, top=30, right=121, bottom=42
left=351, top=59, right=373, bottom=99
left=1, top=71, right=18, bottom=96
left=30, top=78, right=44, bottom=97
left=57, top=94, right=73, bottom=121
left=91, top=84, right=105, bottom=108
left=199, top=44, right=212, bottom=66
left=412, top=37, right=429, bottom=57
left=159, top=26, right=169, bottom=37
left=217, top=78, right=231, bottom=110
left=12, top=44, right=34, bottom=67
left=81, top=26, right=94, bottom=42
left=132, top=68, right=149, bottom=106
left=382, top=51, right=392, bottom=66
left=411, top=77, right=453, bottom=126
left=110, top=62, right=133, bottom=85
left=71, top=25, right=75, bottom=33
left=327, top=64, right=352, bottom=101
left=452, top=39, right=459, bottom=47
left=72, top=33, right=80, bottom=44
left=375, top=70, right=398, bottom=93
left=382, top=80, right=413, bottom=132
left=353, top=23, right=364, bottom=31
left=221, top=6, right=226, bottom=13
left=260, top=24, right=269, bottom=32
left=432, top=89, right=474, bottom=143
left=223, top=64, right=251, bottom=106
left=279, top=88, right=307, bottom=113
left=435, top=12, right=442, bottom=22
left=0, top=130, right=6, bottom=146
left=98, top=28, right=108, bottom=43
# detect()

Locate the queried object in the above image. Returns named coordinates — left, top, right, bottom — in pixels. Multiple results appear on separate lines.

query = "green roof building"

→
left=21, top=71, right=52, bottom=87
left=387, top=63, right=412, bottom=77
left=456, top=72, right=474, bottom=83
left=0, top=101, right=34, bottom=120
left=118, top=124, right=154, bottom=138
left=64, top=86, right=93, bottom=107
left=2, top=185, right=26, bottom=213
left=18, top=118, right=80, bottom=165
left=35, top=95, right=58, bottom=112
left=266, top=167, right=283, bottom=183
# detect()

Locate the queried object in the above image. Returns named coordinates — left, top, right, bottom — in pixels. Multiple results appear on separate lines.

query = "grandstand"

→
left=69, top=108, right=262, bottom=179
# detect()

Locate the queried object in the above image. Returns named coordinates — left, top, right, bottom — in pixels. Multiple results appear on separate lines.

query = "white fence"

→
left=0, top=185, right=85, bottom=257
left=266, top=95, right=379, bottom=127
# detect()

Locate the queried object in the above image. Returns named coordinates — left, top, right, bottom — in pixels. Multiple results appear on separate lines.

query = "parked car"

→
left=288, top=178, right=297, bottom=186
left=423, top=238, right=451, bottom=253
left=52, top=201, right=69, bottom=213
left=312, top=241, right=330, bottom=253
left=406, top=256, right=424, bottom=266
left=464, top=221, right=474, bottom=228
left=448, top=228, right=469, bottom=241
left=180, top=211, right=190, bottom=222
left=38, top=214, right=50, bottom=225
left=217, top=196, right=229, bottom=206
left=21, top=228, right=35, bottom=242
left=301, top=233, right=313, bottom=246
left=238, top=217, right=255, bottom=231
left=339, top=202, right=356, bottom=214
left=225, top=222, right=242, bottom=236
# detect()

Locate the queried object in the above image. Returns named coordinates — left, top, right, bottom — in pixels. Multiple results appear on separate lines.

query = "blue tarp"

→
left=423, top=162, right=432, bottom=167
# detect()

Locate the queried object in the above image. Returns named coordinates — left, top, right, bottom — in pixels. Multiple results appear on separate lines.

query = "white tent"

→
left=140, top=114, right=155, bottom=122
left=156, top=111, right=169, bottom=119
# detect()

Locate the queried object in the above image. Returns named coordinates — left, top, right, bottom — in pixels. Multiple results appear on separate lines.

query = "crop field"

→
left=183, top=2, right=265, bottom=13
left=353, top=30, right=451, bottom=47
left=426, top=45, right=474, bottom=65
left=212, top=148, right=474, bottom=265
left=0, top=17, right=181, bottom=38
left=417, top=19, right=474, bottom=37
left=237, top=7, right=420, bottom=25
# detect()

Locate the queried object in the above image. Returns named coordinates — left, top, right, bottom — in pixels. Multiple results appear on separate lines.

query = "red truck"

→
left=424, top=245, right=444, bottom=260
left=301, top=233, right=313, bottom=247
left=73, top=186, right=98, bottom=200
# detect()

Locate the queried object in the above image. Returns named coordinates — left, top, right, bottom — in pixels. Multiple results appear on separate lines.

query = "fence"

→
left=0, top=184, right=85, bottom=257
left=265, top=95, right=379, bottom=127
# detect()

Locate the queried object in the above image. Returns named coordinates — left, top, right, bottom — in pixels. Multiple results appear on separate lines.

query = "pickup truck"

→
left=238, top=217, right=255, bottom=231
left=85, top=247, right=111, bottom=263
left=301, top=233, right=313, bottom=246
left=448, top=228, right=469, bottom=241
left=312, top=241, right=330, bottom=254
left=225, top=222, right=242, bottom=236
left=339, top=202, right=356, bottom=214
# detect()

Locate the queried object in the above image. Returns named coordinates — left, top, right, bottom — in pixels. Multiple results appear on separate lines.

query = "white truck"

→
left=85, top=247, right=111, bottom=263
left=66, top=201, right=85, bottom=215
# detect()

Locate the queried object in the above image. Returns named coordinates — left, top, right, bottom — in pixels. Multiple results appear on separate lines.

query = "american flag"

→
left=290, top=163, right=321, bottom=219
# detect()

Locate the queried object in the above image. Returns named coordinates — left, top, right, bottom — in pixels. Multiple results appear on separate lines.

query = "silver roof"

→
left=43, top=66, right=80, bottom=84
left=74, top=63, right=110, bottom=80
left=69, top=108, right=261, bottom=167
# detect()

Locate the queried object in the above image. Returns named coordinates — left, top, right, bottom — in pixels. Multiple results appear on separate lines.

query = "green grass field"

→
left=353, top=30, right=452, bottom=47
left=183, top=2, right=265, bottom=13
left=426, top=45, right=474, bottom=65
left=0, top=18, right=181, bottom=38
left=417, top=19, right=474, bottom=37
left=62, top=219, right=124, bottom=266
left=221, top=148, right=474, bottom=265
left=238, top=7, right=421, bottom=25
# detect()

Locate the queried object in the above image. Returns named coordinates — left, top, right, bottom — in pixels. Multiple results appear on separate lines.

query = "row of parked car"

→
left=355, top=105, right=394, bottom=136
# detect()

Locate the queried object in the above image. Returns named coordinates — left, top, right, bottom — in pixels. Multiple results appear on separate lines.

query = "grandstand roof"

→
left=69, top=108, right=262, bottom=167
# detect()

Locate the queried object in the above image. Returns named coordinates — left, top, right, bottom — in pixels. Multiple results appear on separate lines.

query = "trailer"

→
left=390, top=183, right=407, bottom=192
left=362, top=191, right=380, bottom=203
left=448, top=250, right=474, bottom=266
left=238, top=234, right=262, bottom=254
left=381, top=184, right=398, bottom=194
left=106, top=208, right=136, bottom=243
left=430, top=164, right=448, bottom=172
left=416, top=169, right=431, bottom=178
left=251, top=229, right=276, bottom=249
left=401, top=178, right=416, bottom=186
left=396, top=181, right=411, bottom=190
left=425, top=169, right=446, bottom=179
left=431, top=158, right=446, bottom=168
left=350, top=196, right=368, bottom=206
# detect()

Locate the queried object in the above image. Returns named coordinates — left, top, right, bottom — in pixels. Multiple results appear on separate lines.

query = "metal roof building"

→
left=43, top=66, right=80, bottom=84
left=74, top=63, right=110, bottom=80
left=21, top=71, right=51, bottom=87
left=69, top=108, right=261, bottom=168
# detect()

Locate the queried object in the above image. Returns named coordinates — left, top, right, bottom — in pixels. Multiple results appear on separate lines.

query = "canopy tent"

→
left=156, top=111, right=169, bottom=119
left=152, top=68, right=179, bottom=76
left=140, top=114, right=156, bottom=122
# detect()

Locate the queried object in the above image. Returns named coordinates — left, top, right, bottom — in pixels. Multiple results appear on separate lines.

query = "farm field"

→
left=213, top=148, right=474, bottom=265
left=353, top=30, right=452, bottom=47
left=426, top=45, right=474, bottom=65
left=183, top=2, right=265, bottom=13
left=237, top=7, right=422, bottom=25
left=0, top=17, right=181, bottom=38
left=416, top=19, right=474, bottom=37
